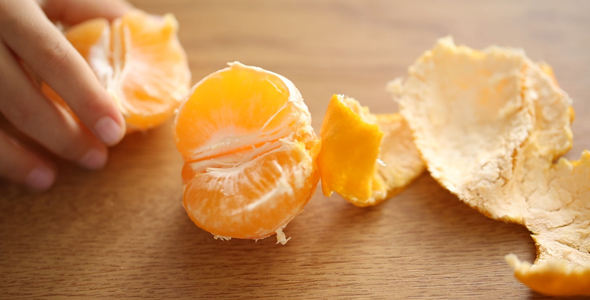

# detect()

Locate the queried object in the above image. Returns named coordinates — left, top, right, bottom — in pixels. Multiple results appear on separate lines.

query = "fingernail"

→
left=25, top=166, right=55, bottom=191
left=79, top=148, right=107, bottom=170
left=95, top=117, right=123, bottom=146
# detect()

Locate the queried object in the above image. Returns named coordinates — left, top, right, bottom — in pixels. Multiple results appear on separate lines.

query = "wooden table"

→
left=2, top=0, right=589, bottom=298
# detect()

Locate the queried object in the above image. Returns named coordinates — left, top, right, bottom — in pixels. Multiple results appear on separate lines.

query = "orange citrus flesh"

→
left=318, top=94, right=424, bottom=207
left=42, top=10, right=191, bottom=132
left=174, top=62, right=319, bottom=242
left=58, top=18, right=110, bottom=60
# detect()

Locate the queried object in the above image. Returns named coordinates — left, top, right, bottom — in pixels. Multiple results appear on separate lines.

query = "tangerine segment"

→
left=180, top=140, right=284, bottom=184
left=60, top=19, right=110, bottom=69
left=111, top=12, right=191, bottom=130
left=42, top=11, right=190, bottom=132
left=183, top=141, right=318, bottom=240
left=317, top=95, right=424, bottom=207
left=174, top=62, right=319, bottom=242
left=174, top=62, right=311, bottom=163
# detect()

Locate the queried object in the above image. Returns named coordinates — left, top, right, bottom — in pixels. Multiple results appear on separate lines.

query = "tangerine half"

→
left=173, top=62, right=320, bottom=243
left=42, top=10, right=191, bottom=132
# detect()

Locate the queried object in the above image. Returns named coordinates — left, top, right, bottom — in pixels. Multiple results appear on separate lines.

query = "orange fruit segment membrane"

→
left=317, top=94, right=424, bottom=207
left=173, top=62, right=320, bottom=243
left=391, top=37, right=589, bottom=296
left=42, top=10, right=191, bottom=132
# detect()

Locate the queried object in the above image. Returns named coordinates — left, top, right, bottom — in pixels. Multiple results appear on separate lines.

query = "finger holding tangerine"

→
left=0, top=0, right=131, bottom=190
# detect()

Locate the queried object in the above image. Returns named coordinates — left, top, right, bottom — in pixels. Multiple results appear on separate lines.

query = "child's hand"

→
left=0, top=0, right=132, bottom=190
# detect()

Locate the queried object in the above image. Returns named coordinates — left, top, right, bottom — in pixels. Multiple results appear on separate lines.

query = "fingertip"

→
left=94, top=116, right=125, bottom=146
left=79, top=147, right=108, bottom=170
left=25, top=165, right=56, bottom=191
left=0, top=128, right=57, bottom=191
left=88, top=91, right=126, bottom=146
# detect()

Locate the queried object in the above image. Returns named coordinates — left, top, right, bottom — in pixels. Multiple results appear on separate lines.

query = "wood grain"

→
left=1, top=0, right=590, bottom=298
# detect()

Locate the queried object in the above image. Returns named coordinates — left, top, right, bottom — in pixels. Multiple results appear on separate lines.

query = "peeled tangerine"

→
left=43, top=10, right=191, bottom=131
left=317, top=94, right=424, bottom=207
left=173, top=62, right=320, bottom=244
left=392, top=37, right=589, bottom=296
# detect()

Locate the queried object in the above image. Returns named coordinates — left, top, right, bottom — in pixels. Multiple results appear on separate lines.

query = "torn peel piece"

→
left=275, top=225, right=292, bottom=245
left=510, top=150, right=590, bottom=296
left=390, top=36, right=536, bottom=221
left=506, top=254, right=590, bottom=297
left=317, top=94, right=425, bottom=207
left=214, top=235, right=231, bottom=241
left=393, top=37, right=588, bottom=296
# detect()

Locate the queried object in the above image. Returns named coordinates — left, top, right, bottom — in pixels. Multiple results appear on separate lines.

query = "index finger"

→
left=1, top=0, right=126, bottom=146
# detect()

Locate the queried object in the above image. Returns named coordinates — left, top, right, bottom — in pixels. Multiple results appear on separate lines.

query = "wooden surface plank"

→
left=1, top=0, right=590, bottom=298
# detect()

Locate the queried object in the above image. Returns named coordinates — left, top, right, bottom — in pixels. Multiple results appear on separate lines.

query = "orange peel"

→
left=317, top=94, right=424, bottom=207
left=392, top=37, right=589, bottom=296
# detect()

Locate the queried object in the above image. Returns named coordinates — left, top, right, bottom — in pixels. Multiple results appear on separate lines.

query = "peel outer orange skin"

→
left=514, top=268, right=590, bottom=296
left=174, top=62, right=319, bottom=241
left=318, top=94, right=384, bottom=205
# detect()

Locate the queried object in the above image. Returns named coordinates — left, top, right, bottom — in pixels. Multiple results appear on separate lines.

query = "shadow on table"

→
left=158, top=173, right=556, bottom=298
left=1, top=122, right=584, bottom=298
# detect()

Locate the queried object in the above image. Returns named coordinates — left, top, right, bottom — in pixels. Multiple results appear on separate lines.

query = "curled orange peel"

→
left=392, top=37, right=589, bottom=296
left=317, top=94, right=424, bottom=207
